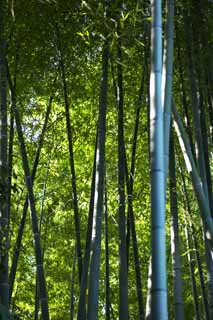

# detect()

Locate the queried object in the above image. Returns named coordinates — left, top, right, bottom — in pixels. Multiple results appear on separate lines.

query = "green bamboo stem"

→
left=87, top=23, right=109, bottom=320
left=145, top=257, right=152, bottom=320
left=169, top=131, right=185, bottom=319
left=183, top=212, right=201, bottom=320
left=104, top=184, right=110, bottom=320
left=162, top=0, right=174, bottom=184
left=184, top=13, right=209, bottom=204
left=8, top=70, right=49, bottom=320
left=150, top=0, right=167, bottom=318
left=34, top=151, right=52, bottom=320
left=55, top=24, right=83, bottom=283
left=77, top=132, right=97, bottom=320
left=178, top=154, right=210, bottom=320
left=70, top=246, right=76, bottom=320
left=117, top=23, right=128, bottom=320
left=0, top=0, right=9, bottom=307
left=9, top=91, right=53, bottom=303
left=172, top=102, right=213, bottom=243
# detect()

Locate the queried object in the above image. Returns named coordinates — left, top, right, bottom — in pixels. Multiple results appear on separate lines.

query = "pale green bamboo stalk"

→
left=150, top=0, right=167, bottom=318
left=172, top=102, right=213, bottom=242
left=145, top=257, right=152, bottom=320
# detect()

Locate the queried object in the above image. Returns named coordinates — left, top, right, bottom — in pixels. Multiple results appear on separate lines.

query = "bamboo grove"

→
left=0, top=0, right=212, bottom=319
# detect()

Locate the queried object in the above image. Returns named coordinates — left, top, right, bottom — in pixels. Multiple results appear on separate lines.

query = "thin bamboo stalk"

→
left=34, top=152, right=52, bottom=320
left=9, top=92, right=53, bottom=303
left=169, top=131, right=185, bottom=319
left=87, top=19, right=109, bottom=320
left=77, top=133, right=97, bottom=320
left=55, top=25, right=83, bottom=283
left=7, top=70, right=49, bottom=320
left=183, top=213, right=201, bottom=320
left=162, top=0, right=174, bottom=184
left=104, top=184, right=110, bottom=320
left=117, top=24, right=128, bottom=320
left=0, top=0, right=9, bottom=307
left=172, top=103, right=213, bottom=242
left=70, top=246, right=76, bottom=320
left=178, top=155, right=210, bottom=320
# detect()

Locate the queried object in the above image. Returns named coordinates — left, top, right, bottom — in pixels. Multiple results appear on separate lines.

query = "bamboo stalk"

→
left=7, top=68, right=49, bottom=320
left=150, top=0, right=167, bottom=318
left=172, top=102, right=213, bottom=242
left=87, top=15, right=109, bottom=320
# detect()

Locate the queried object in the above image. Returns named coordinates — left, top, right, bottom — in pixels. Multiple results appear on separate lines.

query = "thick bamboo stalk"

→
left=150, top=0, right=167, bottom=318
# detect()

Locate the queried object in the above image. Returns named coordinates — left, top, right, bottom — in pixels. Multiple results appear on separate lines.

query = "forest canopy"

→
left=0, top=0, right=213, bottom=319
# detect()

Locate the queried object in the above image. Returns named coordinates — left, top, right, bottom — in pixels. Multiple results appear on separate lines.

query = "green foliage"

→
left=0, top=0, right=212, bottom=318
